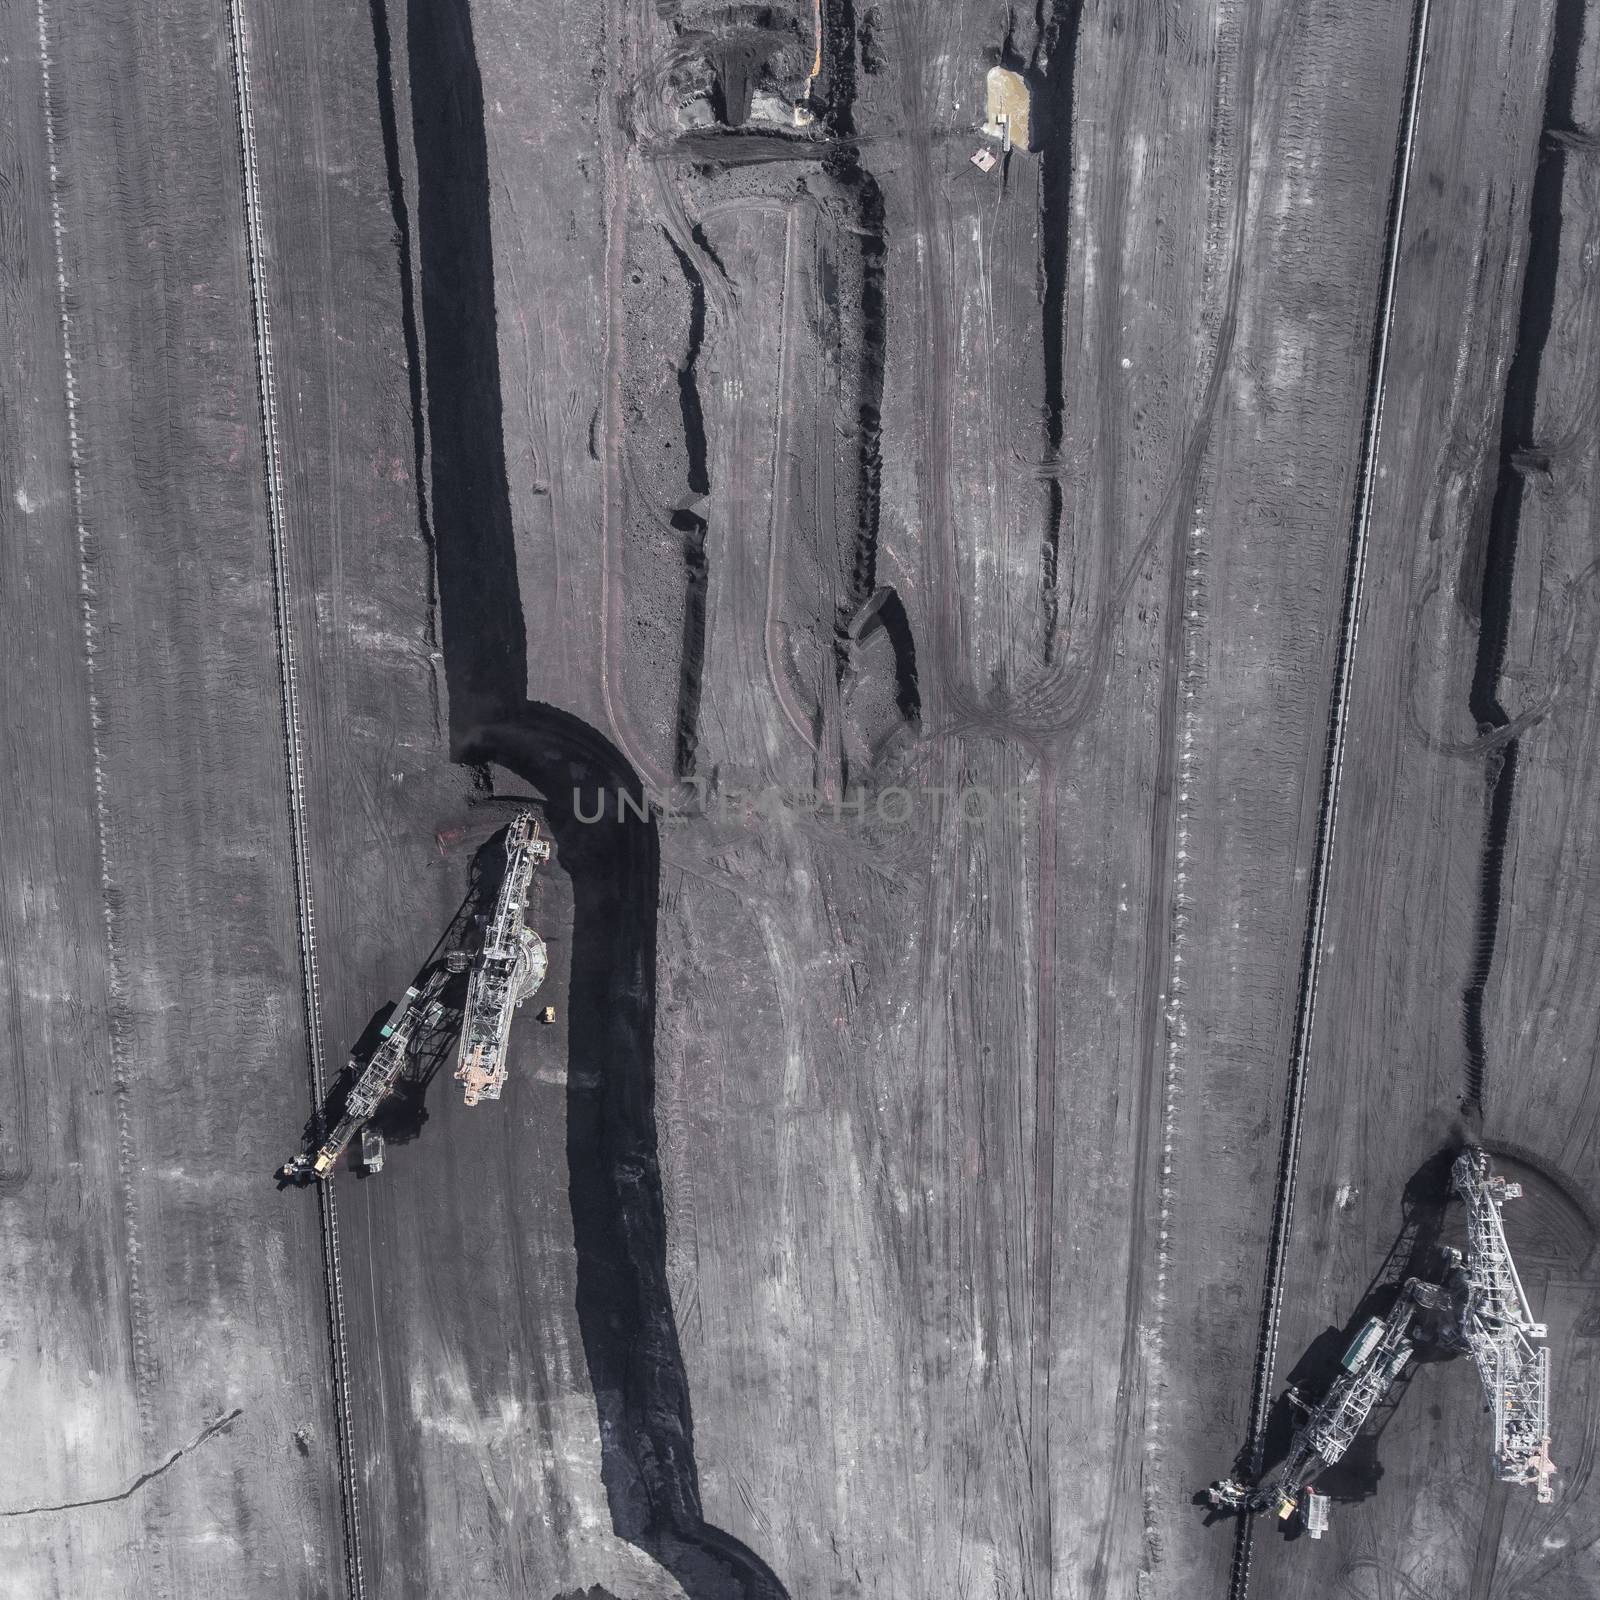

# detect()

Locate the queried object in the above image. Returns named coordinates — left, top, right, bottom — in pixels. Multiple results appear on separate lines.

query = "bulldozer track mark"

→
left=221, top=4, right=364, bottom=1595
left=1079, top=4, right=1281, bottom=1588
left=597, top=1, right=674, bottom=798
left=1229, top=3, right=1431, bottom=1594
left=33, top=0, right=157, bottom=1431
left=764, top=202, right=821, bottom=753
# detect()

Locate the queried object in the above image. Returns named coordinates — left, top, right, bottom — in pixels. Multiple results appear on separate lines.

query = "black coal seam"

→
left=664, top=236, right=711, bottom=779
left=367, top=0, right=437, bottom=652
left=875, top=586, right=921, bottom=723
left=818, top=0, right=859, bottom=140
left=406, top=4, right=789, bottom=1594
left=1463, top=747, right=1519, bottom=1111
left=464, top=716, right=792, bottom=1600
left=1460, top=0, right=1585, bottom=1115
left=1030, top=0, right=1084, bottom=666
left=847, top=162, right=886, bottom=612
left=817, top=0, right=882, bottom=612
left=674, top=510, right=710, bottom=778
left=667, top=236, right=712, bottom=498
left=824, top=154, right=893, bottom=738
left=816, top=0, right=893, bottom=727
left=690, top=220, right=730, bottom=283
left=407, top=0, right=524, bottom=735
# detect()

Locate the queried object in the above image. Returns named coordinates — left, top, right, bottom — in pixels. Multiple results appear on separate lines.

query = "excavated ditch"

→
left=814, top=5, right=912, bottom=766
left=666, top=237, right=711, bottom=777
left=368, top=0, right=434, bottom=642
left=814, top=0, right=887, bottom=629
left=406, top=0, right=524, bottom=731
left=403, top=3, right=790, bottom=1595
left=1460, top=0, right=1586, bottom=1116
left=1029, top=0, right=1085, bottom=664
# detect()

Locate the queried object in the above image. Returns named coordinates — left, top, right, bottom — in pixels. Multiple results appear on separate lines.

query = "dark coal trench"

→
left=666, top=235, right=711, bottom=780
left=397, top=1, right=792, bottom=1595
left=1028, top=0, right=1085, bottom=665
left=814, top=0, right=898, bottom=726
left=1460, top=0, right=1586, bottom=1117
left=367, top=0, right=436, bottom=652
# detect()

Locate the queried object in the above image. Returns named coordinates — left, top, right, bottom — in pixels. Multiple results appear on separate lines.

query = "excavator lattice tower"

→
left=1452, top=1148, right=1556, bottom=1503
left=454, top=811, right=550, bottom=1107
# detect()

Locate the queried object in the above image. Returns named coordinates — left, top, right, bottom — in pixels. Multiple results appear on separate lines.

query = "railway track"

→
left=1227, top=2, right=1432, bottom=1595
left=221, top=6, right=365, bottom=1597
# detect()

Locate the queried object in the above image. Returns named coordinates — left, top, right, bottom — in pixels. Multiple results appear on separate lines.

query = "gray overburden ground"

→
left=3, top=0, right=1600, bottom=1597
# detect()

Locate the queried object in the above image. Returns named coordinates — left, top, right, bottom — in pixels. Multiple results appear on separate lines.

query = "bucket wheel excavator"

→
left=453, top=810, right=550, bottom=1107
left=1207, top=1148, right=1555, bottom=1537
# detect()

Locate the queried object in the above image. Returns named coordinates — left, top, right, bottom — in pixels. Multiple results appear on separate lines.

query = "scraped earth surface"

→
left=4, top=1, right=1600, bottom=1598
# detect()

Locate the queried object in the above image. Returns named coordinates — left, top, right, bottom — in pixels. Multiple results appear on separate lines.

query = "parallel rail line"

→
left=221, top=6, right=365, bottom=1596
left=1228, top=2, right=1431, bottom=1595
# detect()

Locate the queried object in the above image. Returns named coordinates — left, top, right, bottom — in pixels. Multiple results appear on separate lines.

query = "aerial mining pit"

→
left=5, top=0, right=1600, bottom=1597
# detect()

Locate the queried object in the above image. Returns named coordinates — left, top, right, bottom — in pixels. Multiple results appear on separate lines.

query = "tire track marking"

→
left=764, top=202, right=820, bottom=753
left=597, top=0, right=674, bottom=797
left=1229, top=4, right=1431, bottom=1594
left=220, top=5, right=364, bottom=1595
left=34, top=0, right=154, bottom=1434
left=1082, top=5, right=1265, bottom=1589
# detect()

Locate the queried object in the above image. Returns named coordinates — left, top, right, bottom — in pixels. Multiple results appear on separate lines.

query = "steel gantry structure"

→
left=280, top=974, right=448, bottom=1181
left=280, top=809, right=554, bottom=1180
left=1209, top=1146, right=1558, bottom=1536
left=1208, top=1276, right=1446, bottom=1526
left=454, top=810, right=551, bottom=1106
left=1452, top=1147, right=1556, bottom=1502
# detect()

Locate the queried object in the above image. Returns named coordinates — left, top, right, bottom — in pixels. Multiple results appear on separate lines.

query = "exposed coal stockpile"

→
left=1460, top=0, right=1587, bottom=1116
left=408, top=5, right=788, bottom=1593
